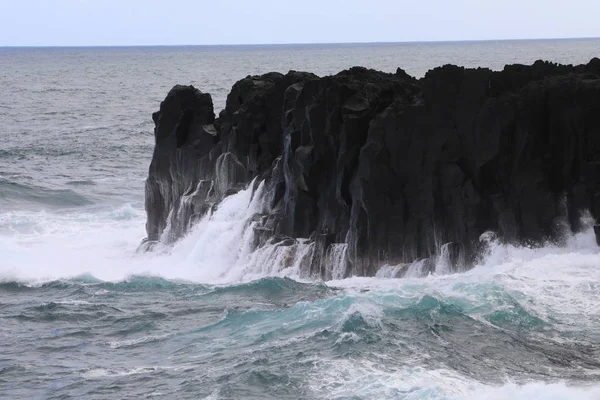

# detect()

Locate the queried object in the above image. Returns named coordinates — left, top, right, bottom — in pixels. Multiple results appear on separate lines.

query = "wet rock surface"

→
left=144, top=59, right=600, bottom=278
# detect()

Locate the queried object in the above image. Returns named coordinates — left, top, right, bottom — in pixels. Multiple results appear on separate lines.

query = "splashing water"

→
left=1, top=180, right=600, bottom=399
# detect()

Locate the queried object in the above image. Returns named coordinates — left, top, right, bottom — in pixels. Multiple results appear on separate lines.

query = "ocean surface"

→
left=1, top=39, right=600, bottom=399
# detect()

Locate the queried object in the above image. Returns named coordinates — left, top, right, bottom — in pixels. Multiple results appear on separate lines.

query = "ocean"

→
left=1, top=39, right=600, bottom=399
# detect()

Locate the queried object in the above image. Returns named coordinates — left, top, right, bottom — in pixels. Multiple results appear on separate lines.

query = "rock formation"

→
left=143, top=59, right=600, bottom=278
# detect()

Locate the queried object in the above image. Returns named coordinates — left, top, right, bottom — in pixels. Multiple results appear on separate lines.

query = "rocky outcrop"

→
left=143, top=59, right=600, bottom=278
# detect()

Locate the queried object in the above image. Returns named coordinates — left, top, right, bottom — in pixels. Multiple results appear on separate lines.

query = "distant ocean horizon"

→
left=3, top=35, right=600, bottom=48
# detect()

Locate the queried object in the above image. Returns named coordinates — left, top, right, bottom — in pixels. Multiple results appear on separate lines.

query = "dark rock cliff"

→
left=143, top=59, right=600, bottom=278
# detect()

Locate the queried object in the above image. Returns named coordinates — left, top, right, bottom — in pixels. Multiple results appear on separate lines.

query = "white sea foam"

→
left=337, top=302, right=384, bottom=330
left=0, top=182, right=311, bottom=284
left=309, top=359, right=600, bottom=400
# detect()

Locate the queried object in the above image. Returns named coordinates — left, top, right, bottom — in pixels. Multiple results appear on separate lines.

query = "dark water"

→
left=1, top=40, right=600, bottom=399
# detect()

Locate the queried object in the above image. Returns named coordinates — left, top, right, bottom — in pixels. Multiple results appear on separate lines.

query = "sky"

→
left=1, top=0, right=599, bottom=46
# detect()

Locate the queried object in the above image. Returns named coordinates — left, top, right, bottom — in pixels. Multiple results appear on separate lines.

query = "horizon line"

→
left=1, top=36, right=599, bottom=48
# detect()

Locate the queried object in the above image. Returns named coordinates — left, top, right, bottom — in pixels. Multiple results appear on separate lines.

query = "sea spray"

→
left=2, top=198, right=600, bottom=398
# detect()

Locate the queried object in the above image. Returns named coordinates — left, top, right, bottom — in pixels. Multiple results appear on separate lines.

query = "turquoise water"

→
left=2, top=262, right=600, bottom=399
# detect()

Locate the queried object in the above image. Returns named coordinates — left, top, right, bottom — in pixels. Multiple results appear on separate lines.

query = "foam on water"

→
left=0, top=203, right=146, bottom=283
left=2, top=180, right=600, bottom=399
left=309, top=360, right=600, bottom=400
left=0, top=182, right=323, bottom=284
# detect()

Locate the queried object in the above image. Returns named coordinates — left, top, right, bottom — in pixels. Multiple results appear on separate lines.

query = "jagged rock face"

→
left=145, top=85, right=217, bottom=243
left=145, top=73, right=317, bottom=243
left=144, top=60, right=600, bottom=277
left=347, top=62, right=600, bottom=276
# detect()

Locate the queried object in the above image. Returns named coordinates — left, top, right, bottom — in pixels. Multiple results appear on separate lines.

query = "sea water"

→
left=1, top=40, right=600, bottom=399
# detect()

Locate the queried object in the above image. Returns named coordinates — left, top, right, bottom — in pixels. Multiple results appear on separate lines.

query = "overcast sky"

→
left=1, top=0, right=599, bottom=46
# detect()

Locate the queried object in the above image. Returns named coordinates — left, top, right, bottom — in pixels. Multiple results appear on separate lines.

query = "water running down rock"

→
left=143, top=59, right=600, bottom=278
